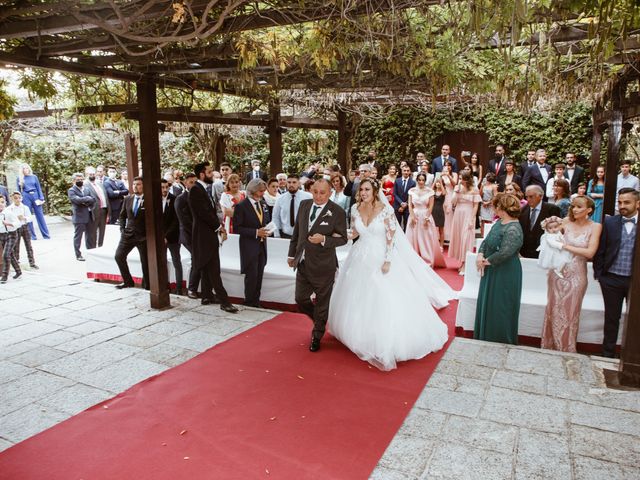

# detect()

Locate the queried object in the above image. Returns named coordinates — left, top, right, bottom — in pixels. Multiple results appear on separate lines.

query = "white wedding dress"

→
left=328, top=203, right=455, bottom=371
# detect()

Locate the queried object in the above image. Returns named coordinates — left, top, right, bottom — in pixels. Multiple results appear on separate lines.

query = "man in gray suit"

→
left=287, top=178, right=348, bottom=352
left=67, top=173, right=96, bottom=261
left=85, top=166, right=109, bottom=248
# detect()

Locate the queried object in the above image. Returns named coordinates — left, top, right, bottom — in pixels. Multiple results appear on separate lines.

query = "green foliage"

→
left=0, top=79, right=16, bottom=120
left=352, top=102, right=593, bottom=169
left=18, top=70, right=59, bottom=106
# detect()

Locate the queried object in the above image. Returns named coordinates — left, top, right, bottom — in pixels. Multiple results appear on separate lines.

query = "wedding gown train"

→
left=328, top=203, right=454, bottom=371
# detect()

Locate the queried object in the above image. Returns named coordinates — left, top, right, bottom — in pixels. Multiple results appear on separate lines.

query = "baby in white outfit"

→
left=537, top=219, right=573, bottom=277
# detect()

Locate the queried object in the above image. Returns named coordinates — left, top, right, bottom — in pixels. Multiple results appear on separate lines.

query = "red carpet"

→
left=0, top=270, right=459, bottom=480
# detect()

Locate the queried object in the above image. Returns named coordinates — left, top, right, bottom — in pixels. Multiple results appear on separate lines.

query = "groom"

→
left=288, top=178, right=348, bottom=351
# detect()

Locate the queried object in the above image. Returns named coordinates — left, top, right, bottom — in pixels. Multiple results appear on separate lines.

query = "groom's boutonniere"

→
left=322, top=210, right=332, bottom=218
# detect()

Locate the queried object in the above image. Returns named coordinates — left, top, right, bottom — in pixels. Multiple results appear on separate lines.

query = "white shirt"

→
left=0, top=209, right=20, bottom=233
left=623, top=213, right=638, bottom=235
left=566, top=166, right=575, bottom=182
left=272, top=190, right=312, bottom=237
left=538, top=163, right=549, bottom=184
left=162, top=195, right=169, bottom=212
left=6, top=203, right=32, bottom=224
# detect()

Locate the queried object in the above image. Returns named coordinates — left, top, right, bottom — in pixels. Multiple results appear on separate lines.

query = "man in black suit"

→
left=170, top=169, right=186, bottom=197
left=114, top=176, right=148, bottom=289
left=519, top=150, right=537, bottom=177
left=522, top=149, right=552, bottom=196
left=0, top=183, right=8, bottom=203
left=288, top=178, right=348, bottom=351
left=393, top=165, right=416, bottom=230
left=161, top=179, right=183, bottom=295
left=518, top=185, right=561, bottom=258
left=103, top=167, right=129, bottom=224
left=175, top=173, right=200, bottom=298
left=564, top=153, right=585, bottom=194
left=243, top=159, right=269, bottom=186
left=234, top=179, right=271, bottom=307
left=67, top=173, right=96, bottom=261
left=593, top=188, right=639, bottom=357
left=488, top=144, right=508, bottom=178
left=189, top=162, right=238, bottom=313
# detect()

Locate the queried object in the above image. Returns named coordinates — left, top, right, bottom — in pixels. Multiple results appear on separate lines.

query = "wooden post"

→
left=619, top=226, right=640, bottom=387
left=124, top=132, right=139, bottom=192
left=268, top=102, right=283, bottom=176
left=604, top=117, right=622, bottom=217
left=590, top=121, right=603, bottom=176
left=337, top=110, right=353, bottom=174
left=136, top=78, right=170, bottom=309
left=214, top=134, right=226, bottom=170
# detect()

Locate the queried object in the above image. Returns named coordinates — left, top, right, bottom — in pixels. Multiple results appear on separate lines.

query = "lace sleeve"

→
left=382, top=206, right=397, bottom=262
left=486, top=222, right=524, bottom=266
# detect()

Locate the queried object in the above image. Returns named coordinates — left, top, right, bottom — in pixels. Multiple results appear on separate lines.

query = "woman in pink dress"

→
left=541, top=196, right=602, bottom=352
left=448, top=171, right=481, bottom=274
left=406, top=173, right=447, bottom=268
left=441, top=160, right=457, bottom=244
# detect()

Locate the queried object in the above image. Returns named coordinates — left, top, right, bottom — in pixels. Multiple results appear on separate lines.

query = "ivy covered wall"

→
left=352, top=102, right=594, bottom=168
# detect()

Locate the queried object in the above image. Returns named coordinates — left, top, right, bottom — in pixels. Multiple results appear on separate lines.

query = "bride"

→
left=328, top=178, right=455, bottom=371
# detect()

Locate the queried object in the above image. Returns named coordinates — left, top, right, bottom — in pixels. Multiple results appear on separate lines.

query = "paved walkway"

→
left=1, top=221, right=639, bottom=479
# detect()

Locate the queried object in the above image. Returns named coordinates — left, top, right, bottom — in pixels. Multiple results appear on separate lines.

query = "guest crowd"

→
left=1, top=145, right=638, bottom=359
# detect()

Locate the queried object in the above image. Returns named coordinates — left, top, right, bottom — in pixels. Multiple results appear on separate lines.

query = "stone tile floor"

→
left=1, top=263, right=639, bottom=478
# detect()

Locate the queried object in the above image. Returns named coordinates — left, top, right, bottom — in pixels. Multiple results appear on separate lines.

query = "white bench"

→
left=85, top=225, right=350, bottom=308
left=455, top=251, right=625, bottom=348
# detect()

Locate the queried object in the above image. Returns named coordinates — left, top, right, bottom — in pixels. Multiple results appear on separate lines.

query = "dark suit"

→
left=518, top=202, right=561, bottom=258
left=174, top=189, right=200, bottom=294
left=170, top=182, right=186, bottom=198
left=498, top=174, right=522, bottom=192
left=393, top=176, right=416, bottom=230
left=234, top=198, right=270, bottom=306
left=288, top=199, right=348, bottom=340
left=593, top=215, right=636, bottom=357
left=86, top=181, right=109, bottom=248
left=431, top=155, right=459, bottom=173
left=522, top=163, right=552, bottom=193
left=565, top=166, right=585, bottom=194
left=519, top=160, right=536, bottom=178
left=488, top=157, right=508, bottom=177
left=0, top=184, right=8, bottom=203
left=68, top=185, right=96, bottom=258
left=243, top=170, right=269, bottom=185
left=188, top=182, right=229, bottom=304
left=103, top=177, right=129, bottom=224
left=162, top=193, right=183, bottom=292
left=115, top=195, right=148, bottom=288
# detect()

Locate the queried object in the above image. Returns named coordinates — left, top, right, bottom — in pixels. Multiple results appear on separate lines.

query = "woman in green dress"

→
left=474, top=193, right=524, bottom=344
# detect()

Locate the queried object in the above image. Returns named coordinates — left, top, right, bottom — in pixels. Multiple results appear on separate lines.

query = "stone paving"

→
left=1, top=220, right=639, bottom=479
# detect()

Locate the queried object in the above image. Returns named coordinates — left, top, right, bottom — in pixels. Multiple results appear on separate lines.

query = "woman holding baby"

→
left=540, top=195, right=602, bottom=352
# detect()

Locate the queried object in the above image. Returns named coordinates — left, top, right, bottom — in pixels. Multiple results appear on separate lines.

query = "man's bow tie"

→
left=622, top=217, right=636, bottom=224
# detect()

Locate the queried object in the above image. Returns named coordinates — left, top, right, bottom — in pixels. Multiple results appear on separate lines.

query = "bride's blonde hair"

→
left=357, top=178, right=381, bottom=205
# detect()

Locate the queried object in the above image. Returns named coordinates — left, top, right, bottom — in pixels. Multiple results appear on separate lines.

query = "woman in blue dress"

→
left=16, top=164, right=50, bottom=239
left=587, top=165, right=605, bottom=223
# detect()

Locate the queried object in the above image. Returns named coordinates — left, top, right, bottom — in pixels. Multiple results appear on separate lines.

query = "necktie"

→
left=133, top=196, right=139, bottom=216
left=289, top=193, right=296, bottom=227
left=495, top=161, right=501, bottom=175
left=254, top=201, right=263, bottom=224
left=254, top=171, right=258, bottom=179
left=529, top=207, right=538, bottom=230
left=402, top=178, right=407, bottom=192
left=622, top=217, right=636, bottom=224
left=310, top=205, right=320, bottom=224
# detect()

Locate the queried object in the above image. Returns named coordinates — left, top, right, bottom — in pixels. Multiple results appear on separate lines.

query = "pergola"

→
left=1, top=1, right=639, bottom=385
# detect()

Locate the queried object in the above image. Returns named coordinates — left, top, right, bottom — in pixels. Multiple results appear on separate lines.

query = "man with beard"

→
left=564, top=153, right=585, bottom=195
left=188, top=162, right=238, bottom=313
left=272, top=174, right=312, bottom=239
left=488, top=144, right=508, bottom=177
